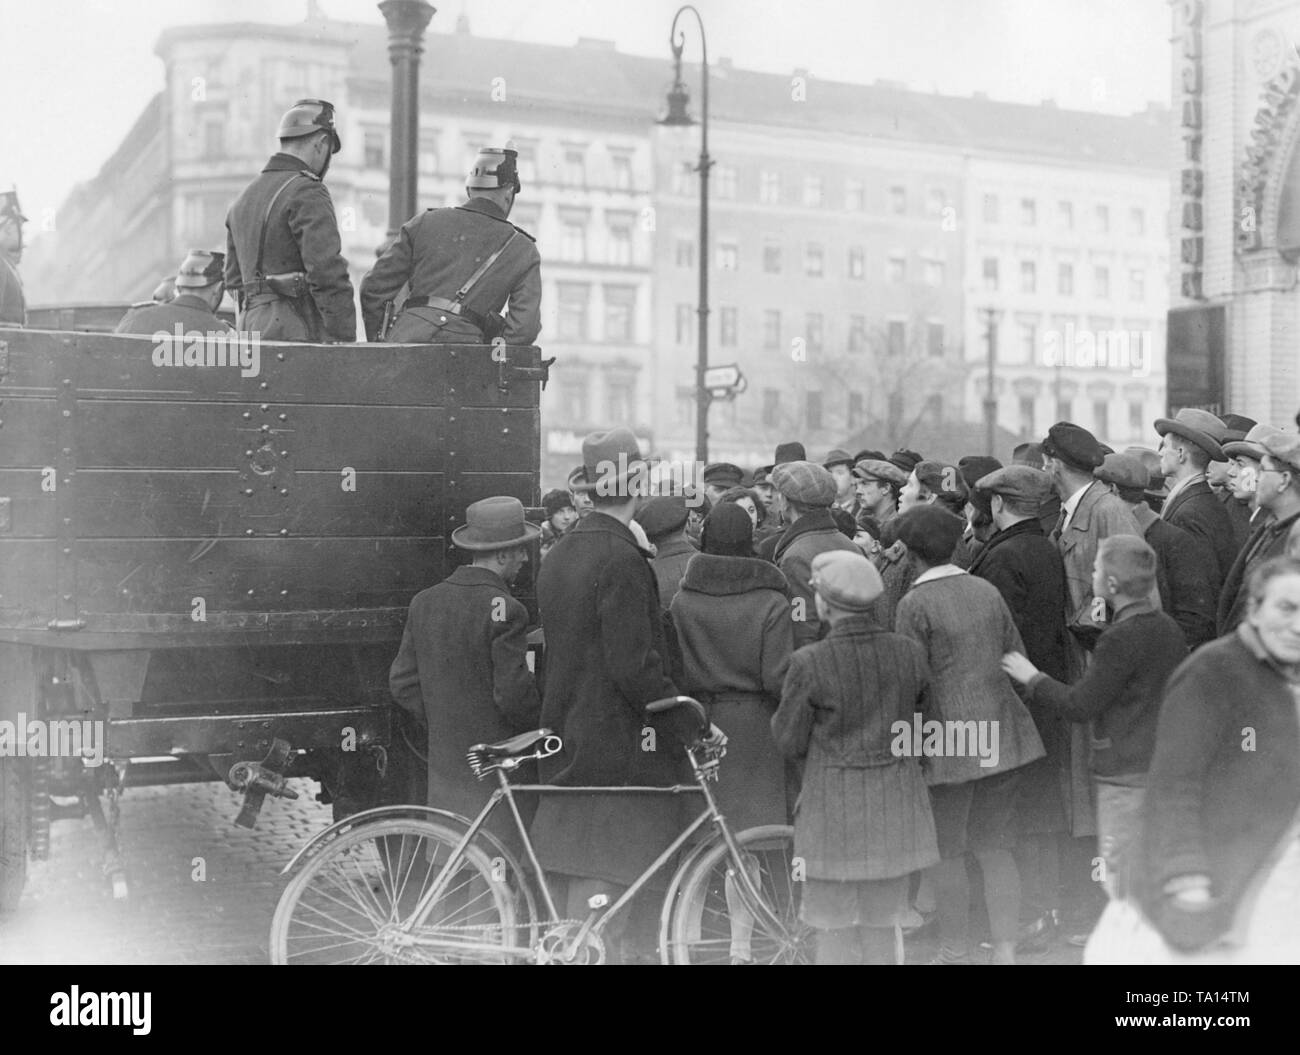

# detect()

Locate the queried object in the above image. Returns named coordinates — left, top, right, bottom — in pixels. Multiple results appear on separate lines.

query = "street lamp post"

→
left=379, top=0, right=436, bottom=244
left=659, top=5, right=712, bottom=465
left=979, top=307, right=1000, bottom=456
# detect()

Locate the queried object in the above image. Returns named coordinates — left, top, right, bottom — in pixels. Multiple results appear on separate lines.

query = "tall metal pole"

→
left=379, top=0, right=435, bottom=244
left=981, top=308, right=999, bottom=455
left=669, top=6, right=711, bottom=465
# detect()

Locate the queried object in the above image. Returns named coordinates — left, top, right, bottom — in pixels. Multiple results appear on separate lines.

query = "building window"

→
left=845, top=179, right=865, bottom=211
left=889, top=185, right=907, bottom=214
left=1095, top=203, right=1110, bottom=233
left=983, top=193, right=999, bottom=223
left=1020, top=260, right=1037, bottom=294
left=983, top=257, right=999, bottom=292
left=806, top=312, right=824, bottom=352
left=1129, top=207, right=1145, bottom=237
left=1058, top=262, right=1074, bottom=295
left=887, top=320, right=905, bottom=357
left=927, top=322, right=944, bottom=358
left=563, top=148, right=587, bottom=186
left=607, top=218, right=633, bottom=266
left=1019, top=395, right=1035, bottom=437
left=803, top=176, right=824, bottom=208
left=1094, top=265, right=1110, bottom=299
left=926, top=394, right=944, bottom=422
left=557, top=283, right=589, bottom=341
left=927, top=187, right=947, bottom=216
left=848, top=391, right=865, bottom=430
left=763, top=310, right=781, bottom=349
left=418, top=132, right=439, bottom=175
left=675, top=304, right=694, bottom=344
left=1021, top=198, right=1036, bottom=226
left=848, top=314, right=867, bottom=354
left=806, top=390, right=823, bottom=431
left=1058, top=200, right=1073, bottom=229
left=717, top=241, right=739, bottom=271
left=715, top=165, right=737, bottom=199
left=1129, top=269, right=1145, bottom=302
left=1056, top=395, right=1073, bottom=422
left=556, top=374, right=589, bottom=423
left=720, top=306, right=738, bottom=346
left=887, top=254, right=906, bottom=284
left=609, top=151, right=633, bottom=190
left=606, top=374, right=636, bottom=423
left=672, top=161, right=693, bottom=195
left=603, top=285, right=636, bottom=342
left=763, top=241, right=782, bottom=273
left=762, top=388, right=781, bottom=427
left=675, top=238, right=694, bottom=268
left=848, top=246, right=865, bottom=280
left=1093, top=399, right=1109, bottom=438
left=924, top=258, right=945, bottom=286
left=515, top=144, right=537, bottom=182
left=560, top=218, right=587, bottom=262
left=203, top=119, right=225, bottom=158
left=1018, top=321, right=1036, bottom=363
left=760, top=170, right=780, bottom=204
left=804, top=244, right=825, bottom=278
left=364, top=129, right=385, bottom=169
left=1128, top=399, right=1144, bottom=435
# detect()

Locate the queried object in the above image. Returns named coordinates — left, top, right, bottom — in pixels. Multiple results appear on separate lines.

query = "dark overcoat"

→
left=650, top=537, right=697, bottom=611
left=1132, top=504, right=1216, bottom=649
left=1216, top=509, right=1300, bottom=634
left=388, top=565, right=541, bottom=848
left=772, top=510, right=861, bottom=648
left=670, top=553, right=793, bottom=831
left=224, top=153, right=356, bottom=342
left=771, top=613, right=939, bottom=881
left=529, top=512, right=693, bottom=887
left=359, top=197, right=541, bottom=344
left=0, top=254, right=25, bottom=325
left=113, top=293, right=235, bottom=336
left=1161, top=479, right=1238, bottom=596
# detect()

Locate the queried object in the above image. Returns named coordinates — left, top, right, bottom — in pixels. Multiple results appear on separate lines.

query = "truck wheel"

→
left=0, top=757, right=29, bottom=914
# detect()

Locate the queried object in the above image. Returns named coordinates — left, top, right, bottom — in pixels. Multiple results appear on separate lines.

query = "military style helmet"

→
left=0, top=188, right=27, bottom=225
left=277, top=98, right=341, bottom=154
left=467, top=147, right=521, bottom=193
left=175, top=249, right=225, bottom=289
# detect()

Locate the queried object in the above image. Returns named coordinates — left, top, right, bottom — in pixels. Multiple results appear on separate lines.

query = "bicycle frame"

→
left=396, top=744, right=787, bottom=962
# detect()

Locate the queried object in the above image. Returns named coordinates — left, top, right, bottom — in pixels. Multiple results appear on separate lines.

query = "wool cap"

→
left=810, top=550, right=884, bottom=612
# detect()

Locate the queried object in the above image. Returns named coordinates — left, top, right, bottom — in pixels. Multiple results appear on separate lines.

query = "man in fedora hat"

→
left=115, top=249, right=236, bottom=335
left=1154, top=408, right=1237, bottom=595
left=530, top=427, right=704, bottom=958
left=388, top=496, right=541, bottom=847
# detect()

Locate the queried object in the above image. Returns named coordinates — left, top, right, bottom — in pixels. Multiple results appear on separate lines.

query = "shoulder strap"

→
left=254, top=173, right=308, bottom=279
left=453, top=230, right=520, bottom=302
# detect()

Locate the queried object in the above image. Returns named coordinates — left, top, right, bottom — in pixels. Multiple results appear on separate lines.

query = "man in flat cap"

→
left=1216, top=431, right=1300, bottom=634
left=1013, top=441, right=1061, bottom=536
left=701, top=462, right=744, bottom=505
left=1154, top=408, right=1237, bottom=596
left=634, top=495, right=694, bottom=610
left=968, top=464, right=1073, bottom=940
left=823, top=449, right=859, bottom=520
left=0, top=188, right=28, bottom=326
left=766, top=461, right=859, bottom=648
left=1095, top=453, right=1215, bottom=650
left=361, top=147, right=541, bottom=345
left=388, top=496, right=541, bottom=848
left=226, top=99, right=355, bottom=342
left=115, top=250, right=236, bottom=335
left=852, top=458, right=905, bottom=528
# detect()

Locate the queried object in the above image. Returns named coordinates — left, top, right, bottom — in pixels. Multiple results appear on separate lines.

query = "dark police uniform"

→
left=224, top=153, right=355, bottom=342
left=359, top=197, right=541, bottom=344
left=114, top=293, right=235, bottom=336
left=0, top=255, right=23, bottom=326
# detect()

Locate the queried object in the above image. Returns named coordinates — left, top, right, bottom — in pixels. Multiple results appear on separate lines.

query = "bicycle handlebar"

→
left=645, top=695, right=708, bottom=731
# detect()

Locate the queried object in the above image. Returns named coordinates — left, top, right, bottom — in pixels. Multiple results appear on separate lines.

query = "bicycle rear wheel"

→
left=270, top=818, right=517, bottom=964
left=662, top=824, right=812, bottom=964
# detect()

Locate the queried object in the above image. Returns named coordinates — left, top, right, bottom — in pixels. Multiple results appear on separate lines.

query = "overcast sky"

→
left=2, top=0, right=1170, bottom=250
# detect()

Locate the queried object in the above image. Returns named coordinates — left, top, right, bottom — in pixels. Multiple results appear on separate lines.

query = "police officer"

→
left=225, top=99, right=355, bottom=342
left=115, top=249, right=235, bottom=335
left=0, top=188, right=28, bottom=326
left=359, top=147, right=541, bottom=344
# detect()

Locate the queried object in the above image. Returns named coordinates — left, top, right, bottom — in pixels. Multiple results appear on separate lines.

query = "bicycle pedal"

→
left=586, top=893, right=609, bottom=911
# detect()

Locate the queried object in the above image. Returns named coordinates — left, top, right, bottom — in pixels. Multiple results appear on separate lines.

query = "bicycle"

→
left=270, top=696, right=811, bottom=964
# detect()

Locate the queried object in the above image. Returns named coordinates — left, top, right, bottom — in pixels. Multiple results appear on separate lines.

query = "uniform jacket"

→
left=388, top=565, right=541, bottom=844
left=528, top=512, right=692, bottom=886
left=1161, top=478, right=1238, bottom=596
left=1216, top=508, right=1300, bottom=635
left=359, top=197, right=541, bottom=344
left=0, top=253, right=24, bottom=325
left=650, top=536, right=697, bottom=611
left=1056, top=481, right=1142, bottom=637
left=224, top=153, right=356, bottom=342
left=772, top=613, right=939, bottom=881
left=1026, top=600, right=1188, bottom=779
left=772, top=509, right=861, bottom=648
left=894, top=570, right=1046, bottom=784
left=1135, top=625, right=1300, bottom=951
left=113, top=293, right=235, bottom=336
left=1130, top=503, right=1216, bottom=649
left=671, top=553, right=793, bottom=831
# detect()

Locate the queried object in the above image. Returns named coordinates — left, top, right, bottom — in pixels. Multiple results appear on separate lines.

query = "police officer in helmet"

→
left=224, top=98, right=356, bottom=342
left=0, top=188, right=28, bottom=326
left=115, top=249, right=235, bottom=335
left=359, top=146, right=541, bottom=345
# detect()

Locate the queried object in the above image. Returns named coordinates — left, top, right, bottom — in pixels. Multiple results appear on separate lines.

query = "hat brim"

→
left=450, top=521, right=541, bottom=551
left=1153, top=419, right=1225, bottom=461
left=568, top=459, right=648, bottom=494
left=1221, top=441, right=1265, bottom=461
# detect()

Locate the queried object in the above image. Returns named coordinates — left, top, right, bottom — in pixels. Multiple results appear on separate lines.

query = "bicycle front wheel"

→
left=270, top=818, right=517, bottom=964
left=662, top=824, right=812, bottom=964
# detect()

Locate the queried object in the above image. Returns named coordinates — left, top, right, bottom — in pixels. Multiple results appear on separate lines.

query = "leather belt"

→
left=404, top=295, right=488, bottom=333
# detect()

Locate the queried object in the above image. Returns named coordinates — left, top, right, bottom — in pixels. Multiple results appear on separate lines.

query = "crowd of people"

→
left=396, top=408, right=1300, bottom=965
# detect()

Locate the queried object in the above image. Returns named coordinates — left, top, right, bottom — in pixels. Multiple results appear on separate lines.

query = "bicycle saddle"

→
left=471, top=728, right=559, bottom=760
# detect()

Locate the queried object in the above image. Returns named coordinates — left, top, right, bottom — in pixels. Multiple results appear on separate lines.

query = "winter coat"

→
left=1162, top=479, right=1238, bottom=597
left=772, top=509, right=861, bottom=648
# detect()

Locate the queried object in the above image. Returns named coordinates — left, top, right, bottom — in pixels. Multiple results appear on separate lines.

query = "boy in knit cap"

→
left=772, top=550, right=938, bottom=964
